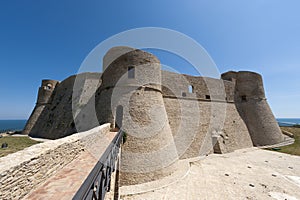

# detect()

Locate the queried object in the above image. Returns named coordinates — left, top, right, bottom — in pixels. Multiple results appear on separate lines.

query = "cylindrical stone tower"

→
left=102, top=46, right=135, bottom=72
left=96, top=46, right=179, bottom=186
left=221, top=71, right=284, bottom=146
left=23, top=80, right=59, bottom=135
left=37, top=80, right=60, bottom=104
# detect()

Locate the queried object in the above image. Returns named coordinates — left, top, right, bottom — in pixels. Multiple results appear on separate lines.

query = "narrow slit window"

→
left=188, top=85, right=194, bottom=93
left=128, top=66, right=135, bottom=79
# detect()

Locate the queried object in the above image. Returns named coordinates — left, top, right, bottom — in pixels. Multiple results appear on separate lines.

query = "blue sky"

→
left=0, top=0, right=299, bottom=119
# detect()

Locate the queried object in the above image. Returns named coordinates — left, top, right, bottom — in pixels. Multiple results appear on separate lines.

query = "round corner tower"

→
left=222, top=71, right=284, bottom=146
left=23, top=79, right=59, bottom=135
left=37, top=80, right=60, bottom=105
left=96, top=46, right=179, bottom=186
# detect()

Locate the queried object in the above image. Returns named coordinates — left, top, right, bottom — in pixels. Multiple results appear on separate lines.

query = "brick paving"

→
left=23, top=132, right=117, bottom=200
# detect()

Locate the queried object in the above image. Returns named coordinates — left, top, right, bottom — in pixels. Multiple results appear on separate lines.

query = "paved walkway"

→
left=22, top=136, right=300, bottom=200
left=120, top=148, right=300, bottom=200
left=23, top=132, right=117, bottom=200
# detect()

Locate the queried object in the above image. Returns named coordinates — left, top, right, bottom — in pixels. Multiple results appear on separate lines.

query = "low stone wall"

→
left=0, top=123, right=110, bottom=200
left=282, top=130, right=294, bottom=138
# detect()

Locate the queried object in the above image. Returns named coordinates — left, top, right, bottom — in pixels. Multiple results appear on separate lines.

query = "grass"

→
left=0, top=135, right=41, bottom=157
left=268, top=127, right=300, bottom=156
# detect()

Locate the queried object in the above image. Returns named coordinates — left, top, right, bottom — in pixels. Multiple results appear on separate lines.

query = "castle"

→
left=23, top=46, right=284, bottom=186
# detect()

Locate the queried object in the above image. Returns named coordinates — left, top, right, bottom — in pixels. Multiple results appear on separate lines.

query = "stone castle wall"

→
left=22, top=80, right=59, bottom=135
left=37, top=80, right=60, bottom=104
left=24, top=73, right=101, bottom=139
left=98, top=49, right=179, bottom=186
left=23, top=47, right=284, bottom=186
left=222, top=71, right=284, bottom=146
left=161, top=70, right=252, bottom=157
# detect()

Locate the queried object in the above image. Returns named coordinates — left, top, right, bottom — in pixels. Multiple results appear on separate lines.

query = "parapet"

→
left=162, top=70, right=233, bottom=102
left=96, top=47, right=162, bottom=127
left=236, top=71, right=265, bottom=100
left=101, top=47, right=161, bottom=91
left=103, top=46, right=136, bottom=71
left=222, top=71, right=265, bottom=100
left=221, top=71, right=238, bottom=82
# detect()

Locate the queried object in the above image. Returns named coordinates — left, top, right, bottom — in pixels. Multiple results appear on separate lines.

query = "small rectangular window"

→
left=182, top=92, right=186, bottom=97
left=188, top=85, right=194, bottom=93
left=206, top=95, right=211, bottom=100
left=128, top=66, right=135, bottom=79
left=241, top=95, right=247, bottom=102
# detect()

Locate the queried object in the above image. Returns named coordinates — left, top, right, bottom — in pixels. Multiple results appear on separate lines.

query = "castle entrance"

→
left=115, top=105, right=123, bottom=130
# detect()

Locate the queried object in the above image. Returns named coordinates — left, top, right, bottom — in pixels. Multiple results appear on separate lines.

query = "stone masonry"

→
left=22, top=46, right=285, bottom=186
left=0, top=124, right=110, bottom=199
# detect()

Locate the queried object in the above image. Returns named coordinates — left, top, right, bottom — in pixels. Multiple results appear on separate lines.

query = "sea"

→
left=0, top=118, right=299, bottom=132
left=276, top=118, right=300, bottom=127
left=0, top=120, right=27, bottom=133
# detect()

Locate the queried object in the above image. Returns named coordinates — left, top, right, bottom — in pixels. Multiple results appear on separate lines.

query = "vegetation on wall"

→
left=123, top=131, right=127, bottom=144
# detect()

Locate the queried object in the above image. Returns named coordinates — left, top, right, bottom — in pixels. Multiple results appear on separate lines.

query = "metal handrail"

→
left=73, top=130, right=123, bottom=200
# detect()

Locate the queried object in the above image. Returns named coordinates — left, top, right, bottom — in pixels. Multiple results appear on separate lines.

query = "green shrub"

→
left=122, top=132, right=127, bottom=144
left=293, top=124, right=300, bottom=128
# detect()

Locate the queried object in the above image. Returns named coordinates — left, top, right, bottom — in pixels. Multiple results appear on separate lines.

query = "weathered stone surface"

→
left=222, top=71, right=284, bottom=146
left=23, top=46, right=284, bottom=187
left=0, top=123, right=110, bottom=200
left=25, top=73, right=101, bottom=139
left=99, top=49, right=179, bottom=186
left=22, top=80, right=59, bottom=135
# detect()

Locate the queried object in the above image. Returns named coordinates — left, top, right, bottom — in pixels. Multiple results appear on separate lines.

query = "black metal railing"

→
left=73, top=130, right=123, bottom=200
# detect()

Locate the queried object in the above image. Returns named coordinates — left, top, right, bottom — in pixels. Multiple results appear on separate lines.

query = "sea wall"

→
left=0, top=123, right=110, bottom=200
